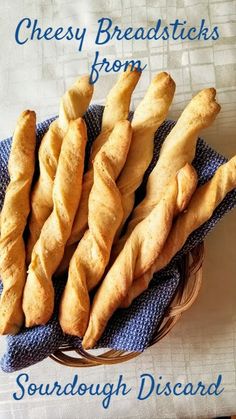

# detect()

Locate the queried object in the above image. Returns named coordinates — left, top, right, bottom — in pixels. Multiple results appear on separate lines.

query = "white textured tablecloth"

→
left=0, top=1, right=236, bottom=418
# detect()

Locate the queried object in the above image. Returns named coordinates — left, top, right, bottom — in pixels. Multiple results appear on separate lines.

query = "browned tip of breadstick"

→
left=102, top=66, right=141, bottom=131
left=132, top=72, right=175, bottom=128
left=74, top=74, right=94, bottom=95
left=183, top=87, right=221, bottom=129
left=120, top=65, right=142, bottom=87
left=149, top=72, right=176, bottom=98
left=20, top=109, right=36, bottom=118
left=17, top=110, right=36, bottom=129
left=59, top=75, right=93, bottom=131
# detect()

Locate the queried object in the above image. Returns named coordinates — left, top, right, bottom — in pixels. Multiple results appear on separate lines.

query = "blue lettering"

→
left=162, top=26, right=169, bottom=40
left=44, top=27, right=54, bottom=40
left=54, top=27, right=64, bottom=40
left=123, top=27, right=133, bottom=40
left=15, top=17, right=31, bottom=45
left=66, top=26, right=74, bottom=41
left=30, top=19, right=43, bottom=40
left=193, top=381, right=207, bottom=396
left=54, top=381, right=64, bottom=396
left=38, top=383, right=54, bottom=396
left=147, top=19, right=162, bottom=40
left=111, top=25, right=122, bottom=40
left=186, top=27, right=198, bottom=40
left=208, top=374, right=224, bottom=396
left=115, top=375, right=132, bottom=396
left=63, top=374, right=79, bottom=396
left=13, top=373, right=29, bottom=401
left=134, top=27, right=145, bottom=40
left=89, top=383, right=103, bottom=396
left=96, top=17, right=112, bottom=45
left=173, top=382, right=183, bottom=396
left=164, top=382, right=172, bottom=396
left=102, top=383, right=114, bottom=409
left=28, top=383, right=37, bottom=396
left=90, top=51, right=145, bottom=84
left=77, top=383, right=87, bottom=396
left=137, top=373, right=155, bottom=400
left=183, top=383, right=194, bottom=395
left=74, top=27, right=86, bottom=51
left=212, top=27, right=220, bottom=40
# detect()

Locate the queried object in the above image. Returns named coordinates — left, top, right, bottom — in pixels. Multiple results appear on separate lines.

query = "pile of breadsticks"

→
left=0, top=67, right=236, bottom=350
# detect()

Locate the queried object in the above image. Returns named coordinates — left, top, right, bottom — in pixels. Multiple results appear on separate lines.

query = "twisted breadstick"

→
left=82, top=163, right=197, bottom=348
left=26, top=76, right=93, bottom=263
left=57, top=68, right=141, bottom=274
left=122, top=156, right=236, bottom=307
left=66, top=67, right=141, bottom=246
left=113, top=88, right=221, bottom=258
left=23, top=118, right=87, bottom=327
left=115, top=72, right=175, bottom=238
left=0, top=110, right=36, bottom=334
left=59, top=120, right=132, bottom=336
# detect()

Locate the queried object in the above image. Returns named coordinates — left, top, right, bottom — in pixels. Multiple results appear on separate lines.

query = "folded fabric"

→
left=1, top=106, right=236, bottom=373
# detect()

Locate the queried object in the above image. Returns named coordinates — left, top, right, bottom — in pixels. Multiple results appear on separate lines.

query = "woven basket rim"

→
left=50, top=242, right=204, bottom=367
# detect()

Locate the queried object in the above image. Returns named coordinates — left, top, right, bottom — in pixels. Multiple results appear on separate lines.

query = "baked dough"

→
left=23, top=118, right=87, bottom=327
left=67, top=67, right=141, bottom=246
left=0, top=110, right=36, bottom=334
left=113, top=88, right=221, bottom=259
left=59, top=120, right=132, bottom=336
left=57, top=67, right=141, bottom=274
left=115, top=72, right=176, bottom=239
left=82, top=163, right=197, bottom=348
left=26, top=76, right=93, bottom=263
left=122, top=155, right=236, bottom=307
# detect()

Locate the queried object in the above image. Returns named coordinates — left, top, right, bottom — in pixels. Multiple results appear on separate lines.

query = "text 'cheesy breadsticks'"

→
left=122, top=155, right=236, bottom=307
left=23, top=118, right=87, bottom=327
left=26, top=76, right=93, bottom=263
left=112, top=88, right=221, bottom=259
left=0, top=110, right=36, bottom=335
left=59, top=120, right=132, bottom=337
left=82, top=163, right=197, bottom=348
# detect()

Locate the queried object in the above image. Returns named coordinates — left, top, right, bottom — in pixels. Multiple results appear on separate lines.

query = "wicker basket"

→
left=50, top=243, right=204, bottom=367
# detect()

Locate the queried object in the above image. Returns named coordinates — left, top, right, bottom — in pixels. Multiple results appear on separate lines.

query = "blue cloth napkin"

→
left=1, top=105, right=236, bottom=373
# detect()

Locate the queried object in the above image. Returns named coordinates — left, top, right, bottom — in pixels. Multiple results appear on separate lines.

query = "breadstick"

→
left=23, top=118, right=87, bottom=327
left=26, top=76, right=93, bottom=263
left=59, top=120, right=132, bottom=336
left=115, top=72, right=175, bottom=239
left=0, top=110, right=36, bottom=334
left=113, top=88, right=221, bottom=258
left=122, top=156, right=236, bottom=307
left=82, top=163, right=197, bottom=348
left=65, top=71, right=174, bottom=252
left=67, top=67, right=141, bottom=244
left=57, top=67, right=141, bottom=274
left=102, top=66, right=141, bottom=131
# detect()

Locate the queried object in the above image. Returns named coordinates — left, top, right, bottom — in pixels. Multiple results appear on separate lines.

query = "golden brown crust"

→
left=115, top=72, right=176, bottom=239
left=112, top=87, right=221, bottom=259
left=26, top=76, right=93, bottom=263
left=0, top=110, right=36, bottom=334
left=102, top=66, right=141, bottom=131
left=59, top=121, right=132, bottom=336
left=123, top=156, right=236, bottom=307
left=57, top=68, right=141, bottom=273
left=82, top=164, right=197, bottom=348
left=22, top=118, right=87, bottom=327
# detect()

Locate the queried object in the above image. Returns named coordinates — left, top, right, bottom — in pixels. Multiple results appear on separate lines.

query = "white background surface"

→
left=0, top=0, right=236, bottom=418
